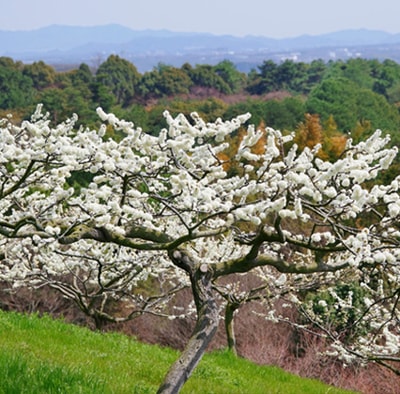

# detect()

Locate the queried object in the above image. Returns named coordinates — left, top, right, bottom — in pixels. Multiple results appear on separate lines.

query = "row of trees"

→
left=0, top=56, right=246, bottom=114
left=3, top=56, right=400, bottom=134
left=1, top=106, right=400, bottom=392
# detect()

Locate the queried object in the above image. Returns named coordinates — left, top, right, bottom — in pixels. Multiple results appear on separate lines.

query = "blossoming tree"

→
left=2, top=238, right=185, bottom=329
left=0, top=105, right=399, bottom=392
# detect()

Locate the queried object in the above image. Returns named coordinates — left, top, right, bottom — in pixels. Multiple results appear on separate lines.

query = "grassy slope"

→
left=0, top=311, right=356, bottom=393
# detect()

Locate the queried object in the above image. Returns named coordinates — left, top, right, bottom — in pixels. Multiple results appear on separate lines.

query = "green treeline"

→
left=2, top=55, right=400, bottom=143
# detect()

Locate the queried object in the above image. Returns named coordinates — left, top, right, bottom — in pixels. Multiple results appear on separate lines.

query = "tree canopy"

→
left=96, top=55, right=141, bottom=106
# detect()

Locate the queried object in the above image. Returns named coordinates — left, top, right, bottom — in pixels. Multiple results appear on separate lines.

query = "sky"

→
left=1, top=0, right=399, bottom=38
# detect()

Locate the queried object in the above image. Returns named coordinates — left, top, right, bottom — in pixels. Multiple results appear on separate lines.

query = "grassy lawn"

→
left=0, top=310, right=356, bottom=393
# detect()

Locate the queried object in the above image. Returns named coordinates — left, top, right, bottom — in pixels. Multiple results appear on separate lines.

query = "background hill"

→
left=2, top=24, right=400, bottom=71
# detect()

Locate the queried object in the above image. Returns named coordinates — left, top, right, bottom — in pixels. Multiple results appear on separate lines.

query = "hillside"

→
left=0, top=311, right=354, bottom=393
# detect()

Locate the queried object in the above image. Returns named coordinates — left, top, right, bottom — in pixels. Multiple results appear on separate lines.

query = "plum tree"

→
left=0, top=105, right=400, bottom=392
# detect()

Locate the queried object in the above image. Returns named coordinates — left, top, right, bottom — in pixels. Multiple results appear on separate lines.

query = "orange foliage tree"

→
left=217, top=121, right=268, bottom=175
left=294, top=113, right=347, bottom=161
left=219, top=115, right=348, bottom=173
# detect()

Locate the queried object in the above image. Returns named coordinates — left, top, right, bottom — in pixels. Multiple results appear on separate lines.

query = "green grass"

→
left=0, top=351, right=105, bottom=394
left=0, top=310, right=356, bottom=393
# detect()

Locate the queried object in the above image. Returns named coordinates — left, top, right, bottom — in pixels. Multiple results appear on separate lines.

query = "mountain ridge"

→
left=2, top=24, right=400, bottom=71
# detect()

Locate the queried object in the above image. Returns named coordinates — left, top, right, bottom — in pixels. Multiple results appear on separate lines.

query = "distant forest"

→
left=3, top=55, right=400, bottom=170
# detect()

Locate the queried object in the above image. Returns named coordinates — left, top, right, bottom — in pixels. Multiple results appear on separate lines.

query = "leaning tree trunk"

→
left=157, top=266, right=219, bottom=394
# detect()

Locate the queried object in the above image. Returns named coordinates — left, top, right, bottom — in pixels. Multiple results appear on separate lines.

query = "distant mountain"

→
left=1, top=24, right=400, bottom=72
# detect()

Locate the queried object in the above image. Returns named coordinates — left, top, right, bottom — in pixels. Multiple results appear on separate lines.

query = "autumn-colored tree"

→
left=217, top=120, right=268, bottom=175
left=293, top=113, right=325, bottom=158
left=322, top=115, right=347, bottom=161
left=294, top=113, right=347, bottom=161
left=251, top=120, right=267, bottom=155
left=216, top=130, right=243, bottom=174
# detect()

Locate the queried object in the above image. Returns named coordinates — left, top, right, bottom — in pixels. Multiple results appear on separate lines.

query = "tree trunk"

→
left=225, top=301, right=240, bottom=356
left=157, top=269, right=219, bottom=394
left=93, top=313, right=109, bottom=331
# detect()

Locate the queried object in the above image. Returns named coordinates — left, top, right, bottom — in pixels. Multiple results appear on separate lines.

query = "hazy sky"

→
left=2, top=0, right=399, bottom=38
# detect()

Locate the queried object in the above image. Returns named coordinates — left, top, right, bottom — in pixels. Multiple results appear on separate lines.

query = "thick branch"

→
left=214, top=252, right=349, bottom=278
left=214, top=252, right=284, bottom=277
left=125, top=225, right=172, bottom=243
left=60, top=223, right=226, bottom=252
